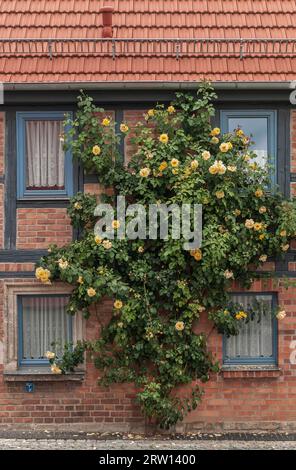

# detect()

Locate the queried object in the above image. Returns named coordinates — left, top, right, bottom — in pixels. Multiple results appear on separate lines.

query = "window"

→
left=18, top=295, right=72, bottom=366
left=221, top=110, right=277, bottom=184
left=16, top=111, right=73, bottom=198
left=223, top=293, right=277, bottom=365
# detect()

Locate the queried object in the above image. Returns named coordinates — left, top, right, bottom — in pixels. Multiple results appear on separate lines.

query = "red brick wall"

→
left=0, top=107, right=296, bottom=433
left=16, top=208, right=72, bottom=249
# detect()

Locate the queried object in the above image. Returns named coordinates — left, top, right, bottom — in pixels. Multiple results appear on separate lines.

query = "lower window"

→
left=18, top=295, right=72, bottom=366
left=223, top=293, right=277, bottom=365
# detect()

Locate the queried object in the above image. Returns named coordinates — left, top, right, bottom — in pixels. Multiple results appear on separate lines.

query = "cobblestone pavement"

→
left=0, top=438, right=295, bottom=450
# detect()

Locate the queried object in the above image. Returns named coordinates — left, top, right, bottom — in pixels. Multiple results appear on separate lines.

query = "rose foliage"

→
left=36, top=84, right=296, bottom=428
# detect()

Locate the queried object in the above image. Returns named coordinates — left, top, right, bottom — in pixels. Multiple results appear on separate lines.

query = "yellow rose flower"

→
left=87, top=287, right=96, bottom=298
left=236, top=129, right=244, bottom=137
left=210, top=127, right=220, bottom=136
left=202, top=150, right=211, bottom=160
left=138, top=246, right=144, bottom=253
left=147, top=109, right=155, bottom=117
left=255, top=189, right=263, bottom=198
left=259, top=233, right=265, bottom=240
left=244, top=154, right=251, bottom=162
left=215, top=190, right=225, bottom=199
left=114, top=300, right=123, bottom=310
left=35, top=267, right=51, bottom=284
left=167, top=105, right=175, bottom=114
left=95, top=235, right=102, bottom=244
left=51, top=364, right=62, bottom=374
left=172, top=169, right=178, bottom=175
left=276, top=310, right=286, bottom=320
left=211, top=136, right=219, bottom=144
left=242, top=137, right=249, bottom=145
left=139, top=167, right=151, bottom=177
left=159, top=133, right=169, bottom=144
left=74, top=202, right=82, bottom=210
left=253, top=222, right=263, bottom=231
left=234, top=209, right=241, bottom=216
left=190, top=248, right=202, bottom=261
left=170, top=158, right=179, bottom=167
left=112, top=220, right=120, bottom=229
left=224, top=270, right=234, bottom=279
left=235, top=311, right=247, bottom=320
left=159, top=161, right=168, bottom=171
left=245, top=219, right=255, bottom=229
left=45, top=351, right=55, bottom=360
left=219, top=142, right=231, bottom=153
left=78, top=276, right=84, bottom=284
left=259, top=206, right=266, bottom=214
left=175, top=321, right=185, bottom=331
left=92, top=145, right=101, bottom=156
left=190, top=159, right=199, bottom=169
left=259, top=254, right=267, bottom=262
left=280, top=230, right=287, bottom=237
left=249, top=162, right=257, bottom=170
left=281, top=243, right=289, bottom=252
left=120, top=123, right=129, bottom=133
left=102, top=117, right=110, bottom=126
left=102, top=240, right=112, bottom=249
left=58, top=259, right=69, bottom=270
left=209, top=164, right=218, bottom=175
left=227, top=165, right=237, bottom=172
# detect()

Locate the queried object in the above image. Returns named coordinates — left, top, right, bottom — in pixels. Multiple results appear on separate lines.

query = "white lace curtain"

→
left=21, top=296, right=71, bottom=360
left=25, top=120, right=65, bottom=190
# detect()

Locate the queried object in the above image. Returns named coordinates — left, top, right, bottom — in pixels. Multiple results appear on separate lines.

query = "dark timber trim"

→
left=4, top=110, right=17, bottom=249
left=0, top=89, right=292, bottom=107
left=0, top=271, right=35, bottom=278
left=0, top=250, right=47, bottom=262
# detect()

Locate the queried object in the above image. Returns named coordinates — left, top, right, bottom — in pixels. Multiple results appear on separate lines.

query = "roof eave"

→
left=3, top=81, right=296, bottom=91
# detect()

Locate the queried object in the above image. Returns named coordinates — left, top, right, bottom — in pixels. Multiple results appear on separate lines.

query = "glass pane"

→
left=25, top=120, right=65, bottom=190
left=228, top=117, right=268, bottom=167
left=21, top=296, right=71, bottom=361
left=225, top=294, right=274, bottom=361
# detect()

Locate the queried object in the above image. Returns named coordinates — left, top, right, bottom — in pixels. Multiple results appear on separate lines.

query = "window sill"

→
left=221, top=365, right=282, bottom=379
left=3, top=367, right=85, bottom=382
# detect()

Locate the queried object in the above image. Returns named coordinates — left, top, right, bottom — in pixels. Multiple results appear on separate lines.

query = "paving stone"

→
left=0, top=439, right=295, bottom=450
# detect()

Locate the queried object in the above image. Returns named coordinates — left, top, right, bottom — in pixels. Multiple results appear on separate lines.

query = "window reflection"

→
left=228, top=117, right=268, bottom=168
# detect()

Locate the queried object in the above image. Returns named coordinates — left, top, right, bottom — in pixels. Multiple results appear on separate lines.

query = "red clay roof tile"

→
left=0, top=1, right=295, bottom=83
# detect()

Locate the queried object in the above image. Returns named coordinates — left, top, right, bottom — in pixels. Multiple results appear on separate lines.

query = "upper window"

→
left=18, top=295, right=72, bottom=366
left=223, top=293, right=277, bottom=365
left=16, top=112, right=73, bottom=198
left=221, top=110, right=277, bottom=185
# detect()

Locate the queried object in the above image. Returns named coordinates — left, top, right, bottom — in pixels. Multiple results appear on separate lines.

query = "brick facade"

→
left=0, top=106, right=296, bottom=433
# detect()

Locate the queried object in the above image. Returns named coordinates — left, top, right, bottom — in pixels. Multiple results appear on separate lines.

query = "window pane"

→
left=224, top=294, right=274, bottom=362
left=25, top=120, right=65, bottom=190
left=21, top=296, right=71, bottom=361
left=228, top=117, right=268, bottom=167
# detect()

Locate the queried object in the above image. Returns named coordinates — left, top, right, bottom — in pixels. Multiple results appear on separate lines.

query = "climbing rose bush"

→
left=36, top=84, right=296, bottom=429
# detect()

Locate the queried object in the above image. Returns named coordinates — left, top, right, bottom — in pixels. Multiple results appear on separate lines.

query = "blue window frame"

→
left=221, top=110, right=277, bottom=185
left=18, top=294, right=72, bottom=366
left=16, top=111, right=73, bottom=198
left=223, top=293, right=278, bottom=365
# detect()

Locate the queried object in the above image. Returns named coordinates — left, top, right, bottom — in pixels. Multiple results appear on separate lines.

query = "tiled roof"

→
left=0, top=0, right=295, bottom=84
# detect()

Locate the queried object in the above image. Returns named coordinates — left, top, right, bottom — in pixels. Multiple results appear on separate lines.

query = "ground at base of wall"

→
left=0, top=431, right=295, bottom=450
left=0, top=437, right=295, bottom=450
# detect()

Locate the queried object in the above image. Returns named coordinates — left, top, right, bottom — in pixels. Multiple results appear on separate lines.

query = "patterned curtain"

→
left=21, top=296, right=71, bottom=360
left=25, top=120, right=65, bottom=190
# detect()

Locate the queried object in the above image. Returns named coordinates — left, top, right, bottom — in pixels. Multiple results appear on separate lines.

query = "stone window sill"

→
left=3, top=367, right=85, bottom=382
left=221, top=365, right=282, bottom=379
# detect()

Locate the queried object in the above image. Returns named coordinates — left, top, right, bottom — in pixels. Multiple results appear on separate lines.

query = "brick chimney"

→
left=100, top=6, right=114, bottom=38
